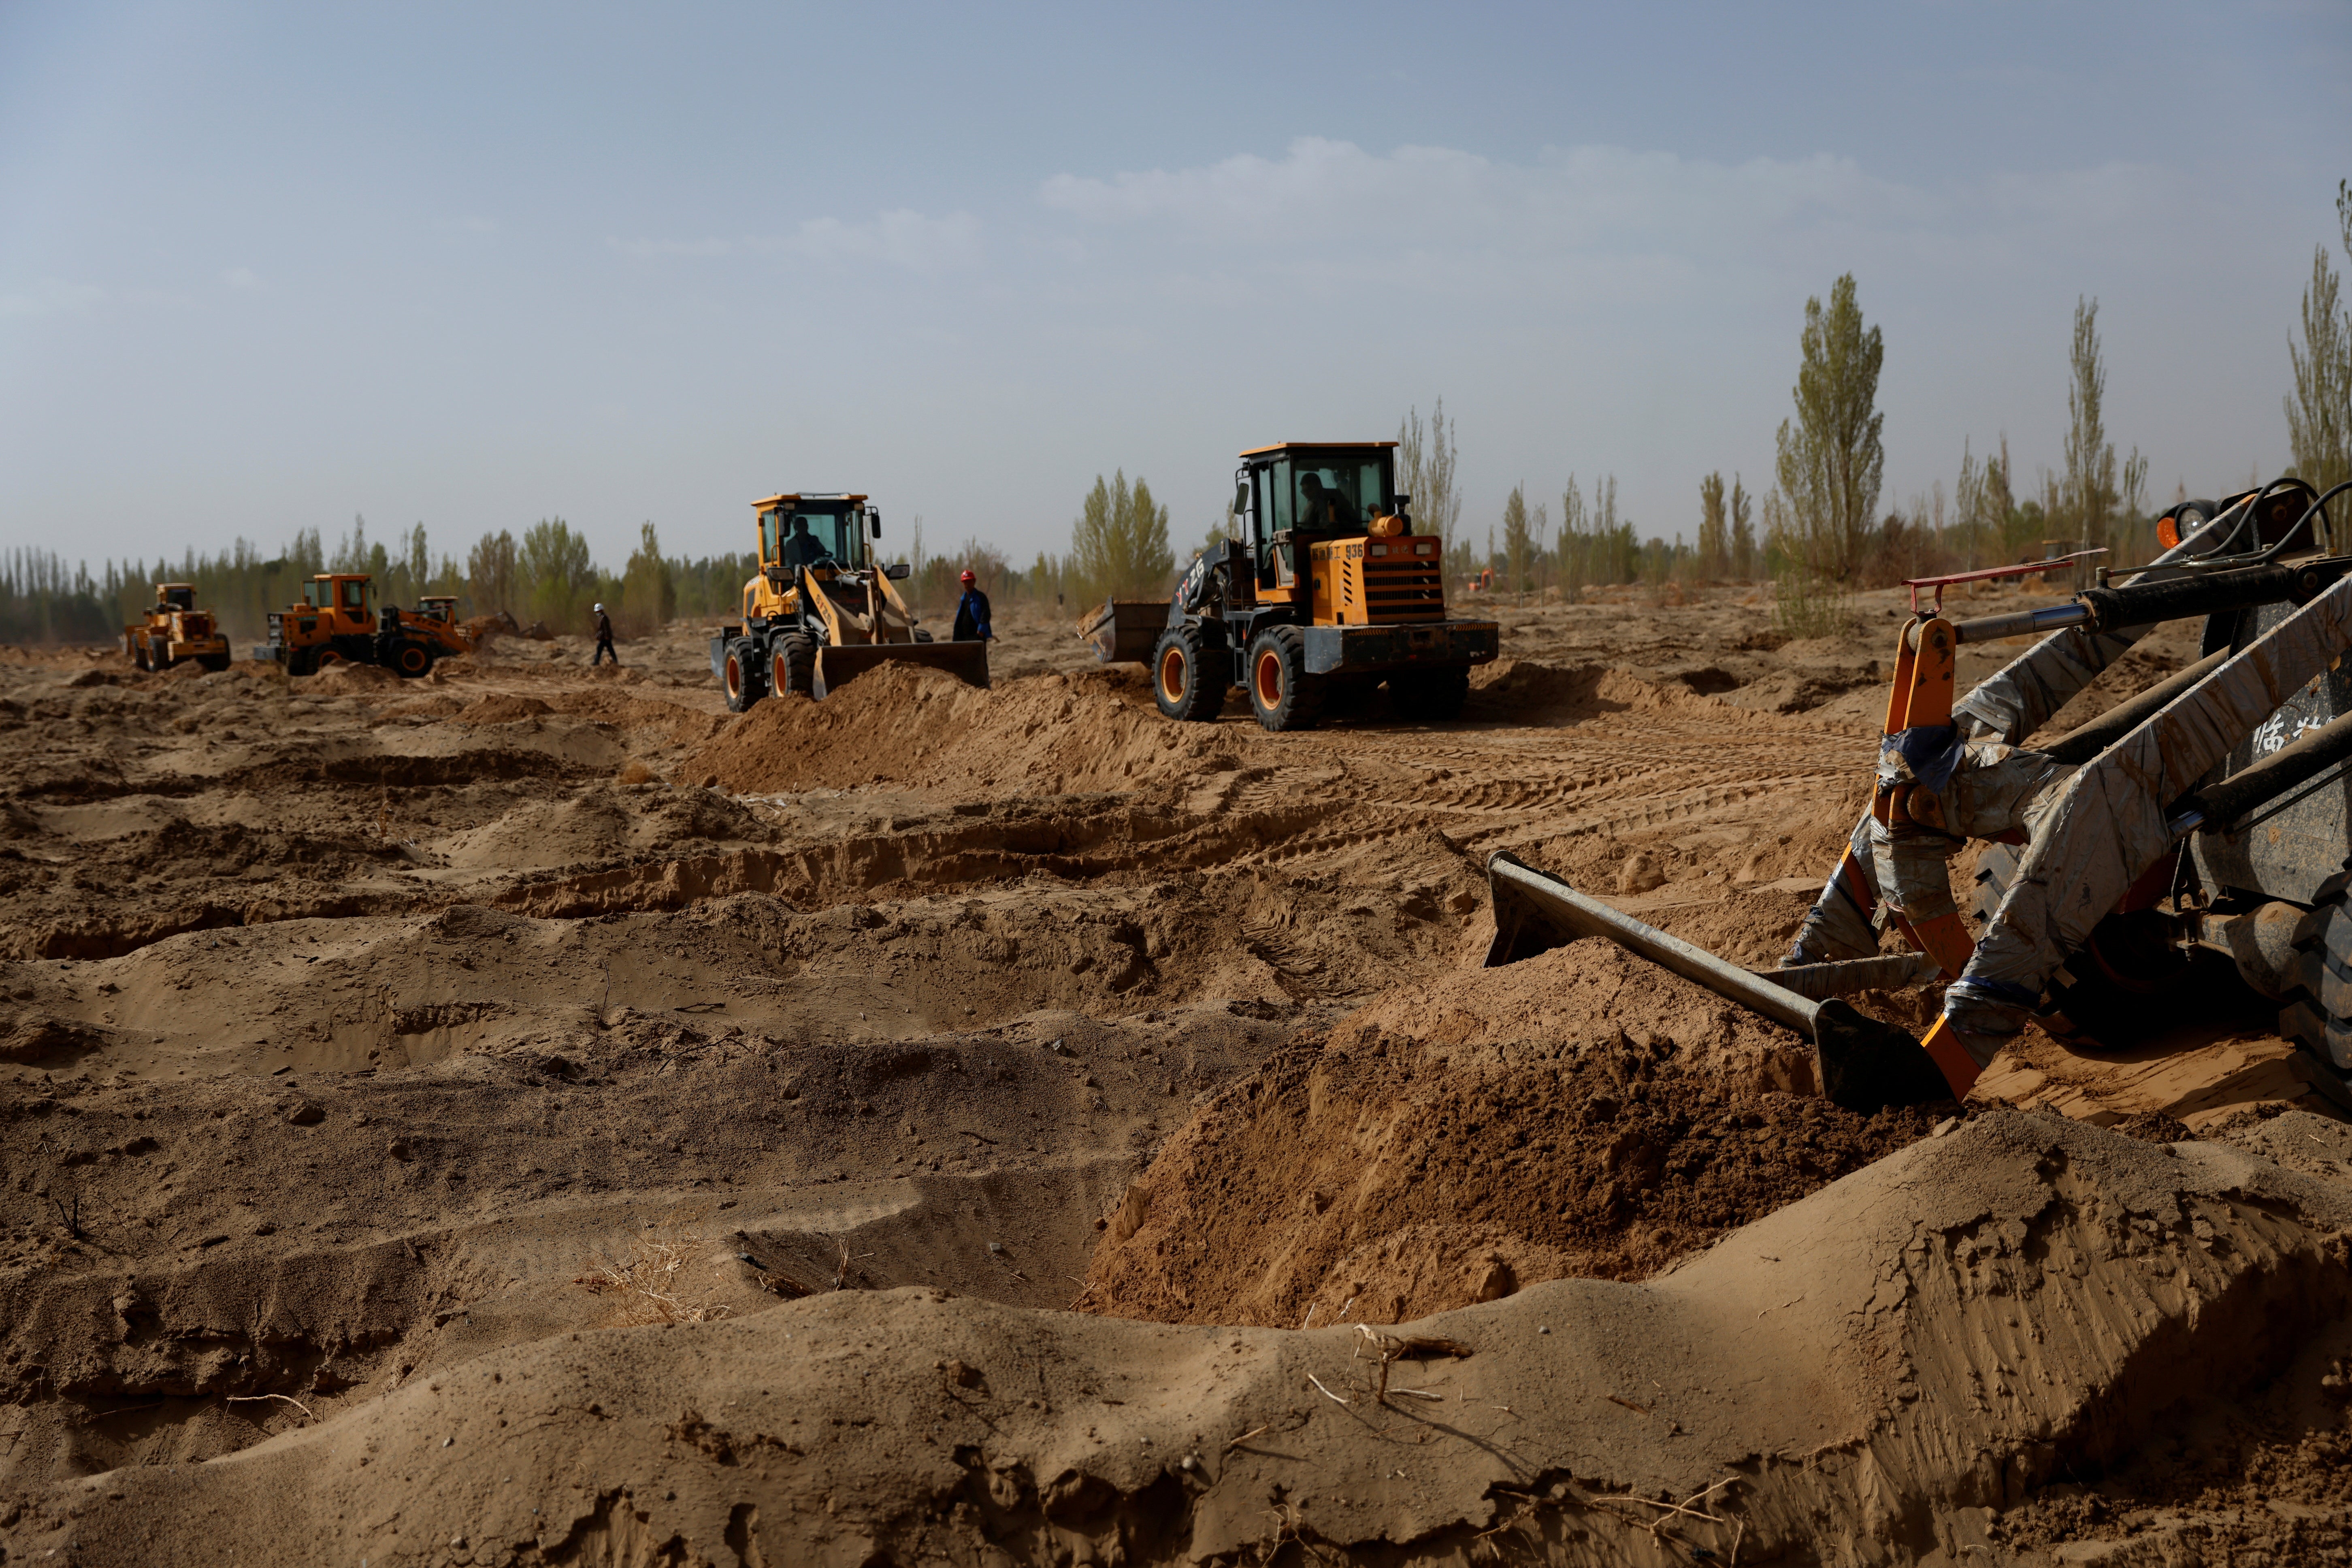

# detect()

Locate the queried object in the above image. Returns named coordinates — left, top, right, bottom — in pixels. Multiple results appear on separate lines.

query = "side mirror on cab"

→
left=885, top=562, right=912, bottom=580
left=1233, top=481, right=1250, bottom=514
left=867, top=508, right=882, bottom=537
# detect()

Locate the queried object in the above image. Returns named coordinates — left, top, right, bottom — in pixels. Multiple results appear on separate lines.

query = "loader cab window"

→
left=1257, top=462, right=1292, bottom=541
left=339, top=579, right=368, bottom=612
left=162, top=586, right=195, bottom=611
left=1292, top=457, right=1388, bottom=536
left=780, top=507, right=862, bottom=571
left=759, top=509, right=782, bottom=566
left=1253, top=460, right=1292, bottom=587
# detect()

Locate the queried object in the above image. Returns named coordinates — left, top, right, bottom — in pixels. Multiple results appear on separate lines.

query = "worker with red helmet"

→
left=950, top=567, right=993, bottom=643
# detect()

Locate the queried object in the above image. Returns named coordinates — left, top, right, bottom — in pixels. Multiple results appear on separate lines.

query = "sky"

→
left=2, top=0, right=2348, bottom=575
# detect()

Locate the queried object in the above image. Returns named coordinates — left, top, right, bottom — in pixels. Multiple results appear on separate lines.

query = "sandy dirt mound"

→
left=21, top=1112, right=2352, bottom=1567
left=1080, top=943, right=1939, bottom=1328
left=673, top=664, right=1238, bottom=801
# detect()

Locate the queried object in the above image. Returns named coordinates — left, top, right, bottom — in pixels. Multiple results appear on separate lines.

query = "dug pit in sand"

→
left=20, top=1112, right=2352, bottom=1566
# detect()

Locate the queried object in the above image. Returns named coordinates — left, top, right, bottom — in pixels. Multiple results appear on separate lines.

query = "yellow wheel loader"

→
left=708, top=492, right=987, bottom=712
left=1080, top=441, right=1499, bottom=731
left=1487, top=477, right=2352, bottom=1116
left=123, top=584, right=230, bottom=672
left=255, top=574, right=474, bottom=677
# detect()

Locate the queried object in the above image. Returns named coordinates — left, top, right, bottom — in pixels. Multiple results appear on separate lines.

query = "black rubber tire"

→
left=148, top=639, right=168, bottom=671
left=1389, top=665, right=1470, bottom=722
left=287, top=648, right=318, bottom=677
left=1246, top=626, right=1323, bottom=733
left=196, top=653, right=230, bottom=673
left=771, top=634, right=816, bottom=698
left=390, top=641, right=434, bottom=678
left=131, top=638, right=151, bottom=672
left=2284, top=869, right=2352, bottom=1071
left=1152, top=626, right=1225, bottom=722
left=722, top=641, right=761, bottom=714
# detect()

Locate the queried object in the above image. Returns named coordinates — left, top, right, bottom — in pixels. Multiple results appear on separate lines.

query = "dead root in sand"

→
left=1350, top=1323, right=1473, bottom=1404
left=575, top=1210, right=736, bottom=1327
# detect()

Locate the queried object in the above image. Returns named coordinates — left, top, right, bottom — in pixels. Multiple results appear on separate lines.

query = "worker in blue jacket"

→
left=951, top=569, right=993, bottom=642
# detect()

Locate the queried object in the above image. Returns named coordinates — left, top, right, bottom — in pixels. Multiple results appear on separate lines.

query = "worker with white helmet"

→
left=592, top=601, right=618, bottom=666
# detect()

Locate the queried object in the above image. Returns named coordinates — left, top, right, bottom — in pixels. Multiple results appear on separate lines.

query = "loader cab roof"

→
left=156, top=583, right=196, bottom=610
left=1237, top=441, right=1398, bottom=463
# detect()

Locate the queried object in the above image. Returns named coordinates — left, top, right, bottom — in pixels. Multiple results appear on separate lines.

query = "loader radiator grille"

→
left=1353, top=558, right=1446, bottom=623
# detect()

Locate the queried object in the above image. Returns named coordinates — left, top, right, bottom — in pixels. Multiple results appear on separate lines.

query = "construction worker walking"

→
left=951, top=569, right=993, bottom=642
left=591, top=602, right=619, bottom=666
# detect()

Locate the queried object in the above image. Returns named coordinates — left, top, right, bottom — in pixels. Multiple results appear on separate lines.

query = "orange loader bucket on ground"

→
left=812, top=640, right=991, bottom=699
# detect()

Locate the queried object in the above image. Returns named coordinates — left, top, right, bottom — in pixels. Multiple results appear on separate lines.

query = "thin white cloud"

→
left=222, top=266, right=258, bottom=288
left=608, top=235, right=735, bottom=259
left=611, top=209, right=983, bottom=273
left=750, top=209, right=982, bottom=272
left=1035, top=136, right=2177, bottom=285
left=0, top=279, right=105, bottom=319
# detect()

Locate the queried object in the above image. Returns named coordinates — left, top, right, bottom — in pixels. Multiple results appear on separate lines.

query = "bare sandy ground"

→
left=4, top=585, right=2350, bottom=1565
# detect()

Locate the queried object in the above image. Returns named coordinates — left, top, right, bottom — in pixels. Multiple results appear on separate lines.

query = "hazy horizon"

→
left=4, top=1, right=2347, bottom=576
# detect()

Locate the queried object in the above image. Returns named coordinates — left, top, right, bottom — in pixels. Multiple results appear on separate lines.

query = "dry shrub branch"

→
left=574, top=1210, right=736, bottom=1326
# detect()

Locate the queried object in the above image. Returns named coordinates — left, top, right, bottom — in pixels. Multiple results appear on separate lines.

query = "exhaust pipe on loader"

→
left=1483, top=852, right=1954, bottom=1113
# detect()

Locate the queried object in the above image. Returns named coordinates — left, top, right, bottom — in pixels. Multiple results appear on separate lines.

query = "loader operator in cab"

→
left=952, top=569, right=993, bottom=642
left=1297, top=471, right=1362, bottom=534
left=780, top=514, right=829, bottom=569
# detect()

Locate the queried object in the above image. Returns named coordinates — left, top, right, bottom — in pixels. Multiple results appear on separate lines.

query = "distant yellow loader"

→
left=708, top=492, right=987, bottom=711
left=123, top=584, right=230, bottom=672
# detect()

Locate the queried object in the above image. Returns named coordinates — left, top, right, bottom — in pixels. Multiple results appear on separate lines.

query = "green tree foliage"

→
left=620, top=522, right=678, bottom=636
left=1729, top=477, right=1755, bottom=579
left=1069, top=470, right=1172, bottom=602
left=1697, top=472, right=1728, bottom=577
left=1775, top=273, right=1884, bottom=586
left=1, top=551, right=118, bottom=643
left=468, top=530, right=520, bottom=617
left=519, top=518, right=597, bottom=631
left=2058, top=297, right=2147, bottom=554
left=1, top=520, right=766, bottom=648
left=1761, top=488, right=1834, bottom=635
left=1397, top=399, right=1463, bottom=572
left=2287, top=181, right=2352, bottom=496
left=1500, top=485, right=1534, bottom=603
left=1202, top=498, right=1240, bottom=554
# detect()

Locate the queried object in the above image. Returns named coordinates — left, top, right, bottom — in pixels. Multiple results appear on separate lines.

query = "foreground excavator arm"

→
left=1489, top=479, right=2352, bottom=1112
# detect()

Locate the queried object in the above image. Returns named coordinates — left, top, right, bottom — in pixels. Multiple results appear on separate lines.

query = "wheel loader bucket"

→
left=1079, top=599, right=1170, bottom=665
left=1483, top=851, right=1952, bottom=1113
left=812, top=640, right=990, bottom=699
